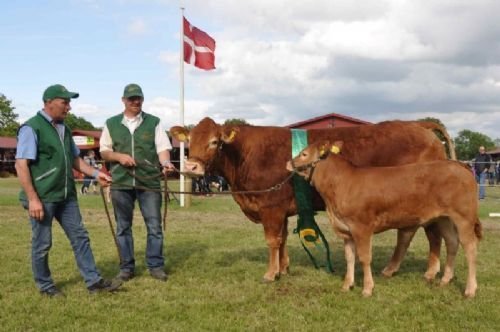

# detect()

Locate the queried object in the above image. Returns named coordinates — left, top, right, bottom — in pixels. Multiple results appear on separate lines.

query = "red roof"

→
left=72, top=129, right=102, bottom=139
left=71, top=130, right=187, bottom=149
left=286, top=112, right=371, bottom=128
left=0, top=136, right=17, bottom=149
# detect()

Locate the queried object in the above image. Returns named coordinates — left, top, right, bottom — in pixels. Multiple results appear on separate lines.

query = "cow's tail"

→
left=474, top=217, right=483, bottom=241
left=417, top=121, right=457, bottom=160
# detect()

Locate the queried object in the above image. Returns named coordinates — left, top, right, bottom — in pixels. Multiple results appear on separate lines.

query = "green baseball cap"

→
left=123, top=83, right=144, bottom=98
left=42, top=84, right=79, bottom=102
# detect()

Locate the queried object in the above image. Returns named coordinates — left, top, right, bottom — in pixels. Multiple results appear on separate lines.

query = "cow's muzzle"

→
left=183, top=160, right=205, bottom=176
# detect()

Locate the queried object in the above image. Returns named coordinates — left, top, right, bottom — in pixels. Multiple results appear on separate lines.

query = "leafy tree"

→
left=64, top=113, right=96, bottom=130
left=494, top=138, right=500, bottom=147
left=454, top=129, right=495, bottom=160
left=0, top=94, right=20, bottom=137
left=224, top=118, right=250, bottom=126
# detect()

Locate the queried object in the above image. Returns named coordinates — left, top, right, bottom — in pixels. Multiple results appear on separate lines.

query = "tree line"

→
left=0, top=93, right=497, bottom=160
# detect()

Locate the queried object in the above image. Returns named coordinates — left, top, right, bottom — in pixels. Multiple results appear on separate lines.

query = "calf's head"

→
left=286, top=141, right=343, bottom=180
left=170, top=117, right=239, bottom=176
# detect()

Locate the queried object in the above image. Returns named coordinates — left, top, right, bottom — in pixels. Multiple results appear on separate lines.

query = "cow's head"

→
left=286, top=141, right=343, bottom=180
left=170, top=117, right=239, bottom=176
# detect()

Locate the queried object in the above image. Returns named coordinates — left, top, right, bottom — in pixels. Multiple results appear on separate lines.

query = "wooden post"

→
left=184, top=177, right=192, bottom=208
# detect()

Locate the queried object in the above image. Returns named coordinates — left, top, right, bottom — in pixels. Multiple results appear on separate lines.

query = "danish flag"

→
left=183, top=17, right=216, bottom=70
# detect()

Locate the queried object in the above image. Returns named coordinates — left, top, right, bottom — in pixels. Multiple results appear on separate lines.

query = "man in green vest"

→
left=100, top=83, right=174, bottom=282
left=15, top=84, right=123, bottom=297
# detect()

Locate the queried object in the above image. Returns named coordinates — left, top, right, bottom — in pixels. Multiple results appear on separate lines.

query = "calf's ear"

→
left=331, top=140, right=343, bottom=154
left=319, top=140, right=331, bottom=157
left=318, top=144, right=327, bottom=157
left=170, top=126, right=190, bottom=142
left=221, top=126, right=239, bottom=143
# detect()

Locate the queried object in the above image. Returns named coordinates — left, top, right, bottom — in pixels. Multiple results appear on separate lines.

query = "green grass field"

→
left=1, top=177, right=499, bottom=331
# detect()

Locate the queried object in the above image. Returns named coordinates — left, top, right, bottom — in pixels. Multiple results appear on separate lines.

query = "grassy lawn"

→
left=1, top=177, right=499, bottom=331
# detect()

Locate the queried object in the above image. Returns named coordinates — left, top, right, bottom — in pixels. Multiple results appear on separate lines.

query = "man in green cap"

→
left=100, top=83, right=174, bottom=282
left=15, top=84, right=123, bottom=296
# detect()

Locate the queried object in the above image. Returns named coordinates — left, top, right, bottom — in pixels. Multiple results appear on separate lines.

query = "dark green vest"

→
left=106, top=112, right=161, bottom=190
left=19, top=112, right=77, bottom=202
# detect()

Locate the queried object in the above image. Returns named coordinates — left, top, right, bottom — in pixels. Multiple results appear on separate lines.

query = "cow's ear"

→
left=331, top=140, right=343, bottom=154
left=170, top=126, right=190, bottom=142
left=318, top=144, right=327, bottom=157
left=221, top=126, right=239, bottom=143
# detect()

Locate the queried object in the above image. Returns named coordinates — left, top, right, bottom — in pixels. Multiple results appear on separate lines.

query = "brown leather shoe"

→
left=40, top=286, right=64, bottom=297
left=150, top=268, right=168, bottom=281
left=87, top=278, right=122, bottom=294
left=115, top=271, right=135, bottom=282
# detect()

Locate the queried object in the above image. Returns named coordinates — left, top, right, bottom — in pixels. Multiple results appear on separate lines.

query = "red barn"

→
left=287, top=112, right=371, bottom=129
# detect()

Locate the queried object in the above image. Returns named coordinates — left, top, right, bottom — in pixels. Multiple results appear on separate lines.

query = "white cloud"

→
left=127, top=19, right=148, bottom=36
left=163, top=0, right=500, bottom=140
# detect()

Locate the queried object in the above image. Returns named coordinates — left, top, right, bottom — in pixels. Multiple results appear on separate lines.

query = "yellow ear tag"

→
left=330, top=145, right=341, bottom=154
left=319, top=147, right=325, bottom=157
left=178, top=133, right=187, bottom=142
left=228, top=130, right=236, bottom=141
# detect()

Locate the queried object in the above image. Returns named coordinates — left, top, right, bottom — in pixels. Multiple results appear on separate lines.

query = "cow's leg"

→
left=352, top=232, right=374, bottom=297
left=261, top=208, right=286, bottom=283
left=279, top=218, right=290, bottom=275
left=452, top=216, right=479, bottom=298
left=423, top=222, right=443, bottom=282
left=341, top=238, right=356, bottom=292
left=438, top=219, right=459, bottom=285
left=381, top=226, right=418, bottom=277
left=462, top=239, right=478, bottom=298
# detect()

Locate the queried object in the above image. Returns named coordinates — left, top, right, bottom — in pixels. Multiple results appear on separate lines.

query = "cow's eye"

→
left=209, top=139, right=218, bottom=148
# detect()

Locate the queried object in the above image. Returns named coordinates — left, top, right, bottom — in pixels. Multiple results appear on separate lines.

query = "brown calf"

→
left=287, top=142, right=481, bottom=297
left=170, top=117, right=456, bottom=282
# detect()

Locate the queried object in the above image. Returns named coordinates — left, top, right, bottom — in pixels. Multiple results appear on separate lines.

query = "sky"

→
left=2, top=0, right=500, bottom=139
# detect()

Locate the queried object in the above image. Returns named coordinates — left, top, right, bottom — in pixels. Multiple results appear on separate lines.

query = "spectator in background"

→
left=496, top=161, right=500, bottom=185
left=488, top=162, right=496, bottom=186
left=81, top=150, right=98, bottom=194
left=474, top=146, right=492, bottom=200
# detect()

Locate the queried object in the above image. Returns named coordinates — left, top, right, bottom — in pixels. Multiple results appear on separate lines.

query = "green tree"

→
left=224, top=118, right=250, bottom=126
left=0, top=94, right=20, bottom=137
left=454, top=129, right=495, bottom=160
left=64, top=113, right=96, bottom=130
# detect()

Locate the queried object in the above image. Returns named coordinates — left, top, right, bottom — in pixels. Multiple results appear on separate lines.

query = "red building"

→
left=286, top=112, right=371, bottom=129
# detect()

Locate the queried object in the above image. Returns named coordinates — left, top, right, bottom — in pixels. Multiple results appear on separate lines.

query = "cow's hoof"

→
left=439, top=277, right=452, bottom=286
left=464, top=290, right=476, bottom=298
left=280, top=267, right=290, bottom=276
left=424, top=274, right=436, bottom=283
left=261, top=273, right=280, bottom=284
left=381, top=269, right=395, bottom=278
left=362, top=290, right=373, bottom=298
left=341, top=284, right=353, bottom=292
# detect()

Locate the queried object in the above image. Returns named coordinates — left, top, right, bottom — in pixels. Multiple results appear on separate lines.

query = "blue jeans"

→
left=477, top=172, right=487, bottom=199
left=21, top=199, right=101, bottom=291
left=111, top=190, right=164, bottom=272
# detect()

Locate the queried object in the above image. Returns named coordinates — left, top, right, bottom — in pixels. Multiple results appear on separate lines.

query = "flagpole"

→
left=179, top=4, right=185, bottom=207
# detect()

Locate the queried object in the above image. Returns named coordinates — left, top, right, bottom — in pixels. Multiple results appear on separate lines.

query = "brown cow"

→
left=170, top=117, right=456, bottom=282
left=287, top=141, right=481, bottom=297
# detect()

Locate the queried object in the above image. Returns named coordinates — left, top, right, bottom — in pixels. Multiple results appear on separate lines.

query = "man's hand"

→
left=96, top=172, right=112, bottom=187
left=162, top=161, right=175, bottom=175
left=118, top=154, right=136, bottom=167
left=28, top=197, right=44, bottom=221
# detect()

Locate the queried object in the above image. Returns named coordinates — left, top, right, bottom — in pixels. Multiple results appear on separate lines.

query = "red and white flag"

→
left=183, top=17, right=216, bottom=70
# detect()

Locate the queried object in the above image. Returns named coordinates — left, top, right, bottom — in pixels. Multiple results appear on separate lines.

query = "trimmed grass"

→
left=1, top=178, right=500, bottom=331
